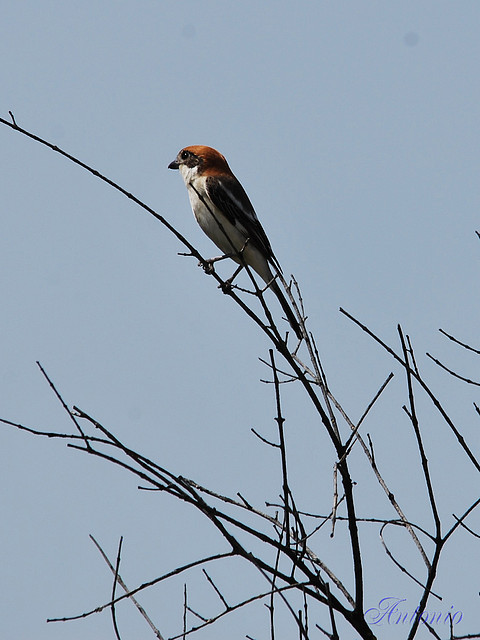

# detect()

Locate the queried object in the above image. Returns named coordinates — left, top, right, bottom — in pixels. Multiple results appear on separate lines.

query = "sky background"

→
left=1, top=2, right=479, bottom=639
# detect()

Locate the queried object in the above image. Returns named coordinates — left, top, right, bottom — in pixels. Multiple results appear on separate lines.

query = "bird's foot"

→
left=201, top=259, right=216, bottom=274
left=219, top=278, right=233, bottom=293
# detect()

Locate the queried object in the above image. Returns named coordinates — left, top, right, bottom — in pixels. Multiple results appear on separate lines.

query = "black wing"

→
left=205, top=175, right=281, bottom=271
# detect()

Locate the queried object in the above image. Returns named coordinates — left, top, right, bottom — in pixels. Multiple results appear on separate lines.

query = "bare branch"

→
left=36, top=361, right=90, bottom=447
left=182, top=584, right=187, bottom=640
left=325, top=384, right=430, bottom=567
left=110, top=536, right=123, bottom=640
left=342, top=372, right=395, bottom=457
left=399, top=328, right=441, bottom=537
left=444, top=497, right=480, bottom=544
left=202, top=569, right=230, bottom=609
left=269, top=350, right=291, bottom=548
left=438, top=328, right=480, bottom=355
left=340, top=307, right=480, bottom=473
left=251, top=427, right=280, bottom=448
left=47, top=552, right=234, bottom=623
left=90, top=535, right=165, bottom=639
left=326, top=582, right=340, bottom=640
left=170, top=582, right=310, bottom=640
left=0, top=416, right=106, bottom=443
left=426, top=352, right=480, bottom=386
left=452, top=514, right=480, bottom=539
left=379, top=522, right=440, bottom=599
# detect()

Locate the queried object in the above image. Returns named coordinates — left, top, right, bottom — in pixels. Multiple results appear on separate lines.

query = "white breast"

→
left=184, top=177, right=273, bottom=284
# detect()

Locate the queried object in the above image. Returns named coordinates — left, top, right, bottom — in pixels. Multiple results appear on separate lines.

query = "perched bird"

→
left=168, top=145, right=302, bottom=339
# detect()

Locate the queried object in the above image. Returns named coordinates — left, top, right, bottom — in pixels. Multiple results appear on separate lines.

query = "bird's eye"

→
left=180, top=150, right=190, bottom=160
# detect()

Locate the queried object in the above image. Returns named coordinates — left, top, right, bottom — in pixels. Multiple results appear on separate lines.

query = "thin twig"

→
left=325, top=384, right=430, bottom=567
left=183, top=584, right=187, bottom=640
left=438, top=328, right=480, bottom=355
left=48, top=552, right=233, bottom=623
left=269, top=350, right=291, bottom=549
left=452, top=514, right=480, bottom=539
left=426, top=353, right=480, bottom=386
left=36, top=361, right=90, bottom=447
left=251, top=427, right=280, bottom=448
left=379, top=523, right=440, bottom=600
left=443, top=497, right=480, bottom=545
left=340, top=308, right=480, bottom=473
left=171, top=582, right=310, bottom=640
left=110, top=536, right=124, bottom=640
left=89, top=535, right=164, bottom=639
left=341, top=372, right=395, bottom=456
left=202, top=569, right=229, bottom=609
left=0, top=417, right=106, bottom=443
left=399, top=328, right=441, bottom=538
left=331, top=465, right=338, bottom=538
left=326, top=582, right=340, bottom=640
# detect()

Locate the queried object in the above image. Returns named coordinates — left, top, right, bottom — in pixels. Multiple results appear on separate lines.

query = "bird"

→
left=168, top=145, right=302, bottom=340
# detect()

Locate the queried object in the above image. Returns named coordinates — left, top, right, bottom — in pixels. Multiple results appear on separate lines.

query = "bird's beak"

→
left=168, top=159, right=180, bottom=170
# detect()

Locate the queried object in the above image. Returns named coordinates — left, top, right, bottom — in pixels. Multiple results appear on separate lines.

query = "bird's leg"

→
left=219, top=238, right=253, bottom=292
left=219, top=264, right=244, bottom=292
left=206, top=237, right=251, bottom=284
left=201, top=252, right=236, bottom=274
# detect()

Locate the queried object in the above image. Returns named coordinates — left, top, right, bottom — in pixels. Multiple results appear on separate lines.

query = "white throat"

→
left=179, top=164, right=199, bottom=186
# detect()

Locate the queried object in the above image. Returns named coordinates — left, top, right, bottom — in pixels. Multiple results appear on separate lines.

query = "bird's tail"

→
left=270, top=279, right=303, bottom=340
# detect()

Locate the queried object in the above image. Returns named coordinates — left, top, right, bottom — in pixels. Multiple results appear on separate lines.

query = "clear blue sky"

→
left=1, top=2, right=479, bottom=638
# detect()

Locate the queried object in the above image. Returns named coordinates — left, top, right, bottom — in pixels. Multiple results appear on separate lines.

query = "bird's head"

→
left=168, top=145, right=231, bottom=183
